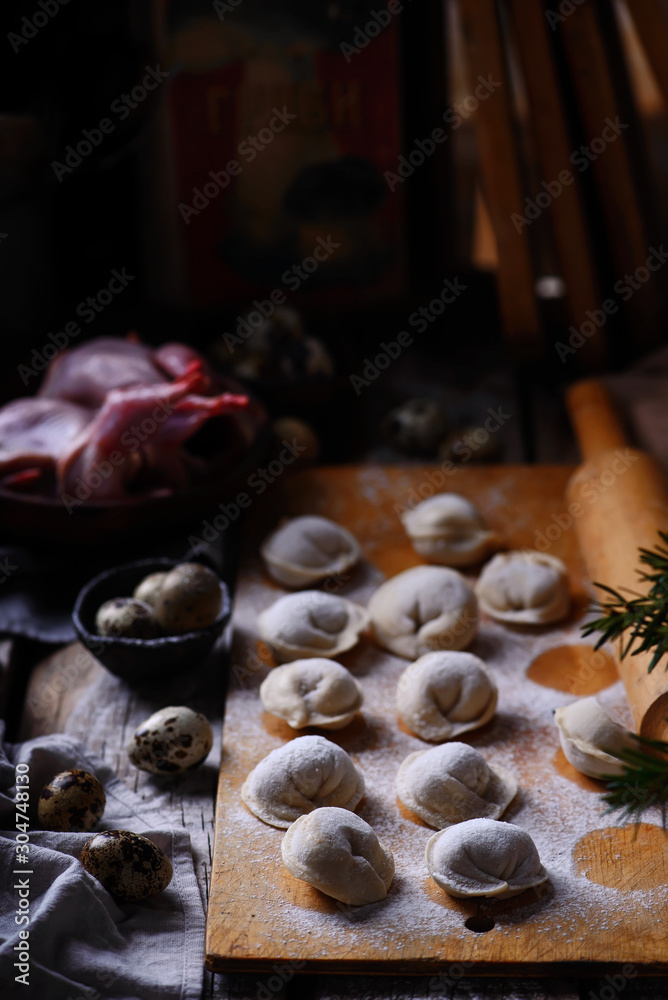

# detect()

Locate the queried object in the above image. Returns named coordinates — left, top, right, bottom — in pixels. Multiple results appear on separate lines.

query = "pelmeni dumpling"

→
left=396, top=742, right=517, bottom=829
left=397, top=651, right=497, bottom=741
left=401, top=494, right=497, bottom=567
left=261, top=515, right=361, bottom=588
left=240, top=735, right=365, bottom=828
left=258, top=591, right=368, bottom=662
left=368, top=565, right=477, bottom=660
left=426, top=818, right=549, bottom=898
left=281, top=807, right=394, bottom=905
left=554, top=696, right=635, bottom=778
left=260, top=658, right=363, bottom=730
left=475, top=550, right=570, bottom=625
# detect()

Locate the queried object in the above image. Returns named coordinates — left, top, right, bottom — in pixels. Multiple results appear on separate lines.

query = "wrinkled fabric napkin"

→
left=0, top=724, right=205, bottom=1000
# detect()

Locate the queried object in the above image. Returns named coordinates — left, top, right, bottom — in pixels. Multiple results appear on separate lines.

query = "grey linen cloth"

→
left=0, top=723, right=205, bottom=1000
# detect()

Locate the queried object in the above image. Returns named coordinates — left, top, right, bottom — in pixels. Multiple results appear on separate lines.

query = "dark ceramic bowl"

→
left=0, top=420, right=271, bottom=547
left=72, top=558, right=231, bottom=684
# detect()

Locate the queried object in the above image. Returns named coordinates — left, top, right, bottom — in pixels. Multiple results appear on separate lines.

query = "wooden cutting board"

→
left=206, top=465, right=668, bottom=975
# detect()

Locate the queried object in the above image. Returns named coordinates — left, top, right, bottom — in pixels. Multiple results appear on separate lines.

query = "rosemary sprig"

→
left=578, top=531, right=668, bottom=820
left=601, top=734, right=668, bottom=827
left=581, top=530, right=668, bottom=672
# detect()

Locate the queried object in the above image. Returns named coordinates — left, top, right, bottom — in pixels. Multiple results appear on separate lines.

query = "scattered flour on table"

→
left=219, top=562, right=666, bottom=955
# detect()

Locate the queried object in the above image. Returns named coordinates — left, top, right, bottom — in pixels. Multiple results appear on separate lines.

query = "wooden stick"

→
left=507, top=0, right=606, bottom=369
left=459, top=0, right=542, bottom=359
left=566, top=380, right=668, bottom=739
left=559, top=3, right=661, bottom=347
left=621, top=0, right=668, bottom=119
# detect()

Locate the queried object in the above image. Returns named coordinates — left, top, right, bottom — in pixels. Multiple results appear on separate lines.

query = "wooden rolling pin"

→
left=566, top=380, right=668, bottom=740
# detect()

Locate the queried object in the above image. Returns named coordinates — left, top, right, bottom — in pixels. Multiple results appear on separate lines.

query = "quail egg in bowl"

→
left=154, top=563, right=223, bottom=634
left=95, top=598, right=160, bottom=639
left=72, top=558, right=231, bottom=684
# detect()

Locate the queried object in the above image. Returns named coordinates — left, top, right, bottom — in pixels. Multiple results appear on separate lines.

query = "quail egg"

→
left=133, top=571, right=168, bottom=609
left=382, top=399, right=448, bottom=456
left=128, top=706, right=214, bottom=774
left=272, top=417, right=320, bottom=462
left=38, top=769, right=106, bottom=832
left=95, top=598, right=160, bottom=639
left=80, top=830, right=172, bottom=901
left=439, top=425, right=502, bottom=464
left=154, top=563, right=222, bottom=634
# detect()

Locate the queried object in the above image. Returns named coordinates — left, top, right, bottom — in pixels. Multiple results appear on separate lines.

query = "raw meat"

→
left=0, top=336, right=261, bottom=501
left=152, top=342, right=217, bottom=381
left=0, top=398, right=93, bottom=489
left=39, top=337, right=162, bottom=409
left=57, top=364, right=248, bottom=499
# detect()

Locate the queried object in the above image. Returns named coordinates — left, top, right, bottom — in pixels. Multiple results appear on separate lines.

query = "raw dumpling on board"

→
left=401, top=493, right=497, bottom=567
left=368, top=565, right=477, bottom=659
left=554, top=696, right=635, bottom=778
left=397, top=651, right=497, bottom=741
left=396, top=742, right=517, bottom=829
left=258, top=591, right=369, bottom=662
left=260, top=657, right=363, bottom=730
left=261, top=515, right=361, bottom=588
left=426, top=817, right=549, bottom=898
left=240, top=734, right=365, bottom=828
left=281, top=807, right=394, bottom=905
left=475, top=550, right=570, bottom=625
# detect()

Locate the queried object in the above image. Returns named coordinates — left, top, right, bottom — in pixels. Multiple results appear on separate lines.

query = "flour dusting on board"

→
left=211, top=470, right=667, bottom=968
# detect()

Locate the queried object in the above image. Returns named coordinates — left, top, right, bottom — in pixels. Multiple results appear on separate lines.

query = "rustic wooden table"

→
left=16, top=635, right=667, bottom=1000
left=12, top=461, right=668, bottom=1000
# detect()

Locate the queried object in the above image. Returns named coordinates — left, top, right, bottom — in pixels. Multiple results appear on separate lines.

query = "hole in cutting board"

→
left=465, top=912, right=495, bottom=933
left=527, top=644, right=617, bottom=695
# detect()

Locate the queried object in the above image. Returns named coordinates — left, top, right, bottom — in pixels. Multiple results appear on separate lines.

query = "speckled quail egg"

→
left=272, top=417, right=320, bottom=462
left=133, top=571, right=168, bottom=609
left=38, top=769, right=106, bottom=832
left=439, top=425, right=502, bottom=464
left=95, top=598, right=160, bottom=639
left=154, top=563, right=222, bottom=634
left=128, top=706, right=214, bottom=774
left=382, top=399, right=448, bottom=456
left=80, top=830, right=172, bottom=901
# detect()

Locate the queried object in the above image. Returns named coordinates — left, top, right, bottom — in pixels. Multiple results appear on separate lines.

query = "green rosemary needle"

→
left=579, top=531, right=668, bottom=821
left=601, top=734, right=668, bottom=827
left=581, top=530, right=668, bottom=672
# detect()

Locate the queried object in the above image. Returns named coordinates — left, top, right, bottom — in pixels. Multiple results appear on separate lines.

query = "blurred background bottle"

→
left=141, top=0, right=449, bottom=316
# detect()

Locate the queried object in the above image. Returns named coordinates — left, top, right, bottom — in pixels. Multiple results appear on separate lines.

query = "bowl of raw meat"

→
left=0, top=336, right=269, bottom=543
